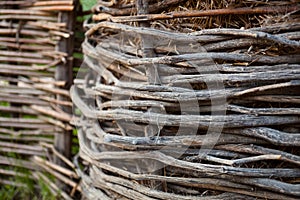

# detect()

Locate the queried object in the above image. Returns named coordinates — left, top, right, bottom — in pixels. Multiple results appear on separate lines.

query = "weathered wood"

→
left=0, top=85, right=46, bottom=95
left=161, top=70, right=300, bottom=85
left=0, top=41, right=54, bottom=51
left=0, top=141, right=44, bottom=152
left=41, top=142, right=76, bottom=172
left=0, top=9, right=51, bottom=15
left=216, top=144, right=300, bottom=166
left=29, top=1, right=73, bottom=7
left=167, top=167, right=299, bottom=199
left=104, top=5, right=300, bottom=26
left=233, top=81, right=300, bottom=97
left=0, top=155, right=39, bottom=170
left=87, top=123, right=265, bottom=147
left=95, top=45, right=300, bottom=65
left=71, top=91, right=300, bottom=128
left=0, top=105, right=37, bottom=115
left=76, top=1, right=300, bottom=199
left=246, top=95, right=300, bottom=104
left=228, top=104, right=300, bottom=115
left=0, top=128, right=55, bottom=136
left=54, top=0, right=77, bottom=174
left=0, top=134, right=53, bottom=143
left=39, top=96, right=73, bottom=106
left=35, top=159, right=81, bottom=191
left=31, top=105, right=72, bottom=122
left=0, top=117, right=55, bottom=129
left=79, top=150, right=300, bottom=178
left=33, top=156, right=78, bottom=179
left=0, top=169, right=34, bottom=179
left=226, top=127, right=300, bottom=146
left=33, top=172, right=73, bottom=200
left=191, top=28, right=300, bottom=47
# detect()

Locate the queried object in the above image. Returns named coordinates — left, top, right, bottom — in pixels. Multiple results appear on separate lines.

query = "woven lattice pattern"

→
left=72, top=1, right=300, bottom=199
left=0, top=1, right=80, bottom=198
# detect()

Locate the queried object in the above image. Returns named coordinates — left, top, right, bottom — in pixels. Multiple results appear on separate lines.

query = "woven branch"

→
left=74, top=0, right=300, bottom=199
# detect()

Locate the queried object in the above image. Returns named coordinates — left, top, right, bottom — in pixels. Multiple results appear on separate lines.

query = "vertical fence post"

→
left=54, top=0, right=78, bottom=167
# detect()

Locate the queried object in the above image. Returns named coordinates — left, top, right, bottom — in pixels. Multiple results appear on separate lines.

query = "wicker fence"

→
left=72, top=0, right=300, bottom=199
left=0, top=1, right=81, bottom=198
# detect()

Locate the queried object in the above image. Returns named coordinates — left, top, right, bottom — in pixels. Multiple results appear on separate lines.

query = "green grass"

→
left=37, top=177, right=57, bottom=200
left=0, top=101, right=9, bottom=106
left=79, top=0, right=98, bottom=20
left=80, top=0, right=97, bottom=11
left=0, top=101, right=10, bottom=117
left=72, top=129, right=80, bottom=156
left=0, top=154, right=58, bottom=200
left=0, top=177, right=58, bottom=200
